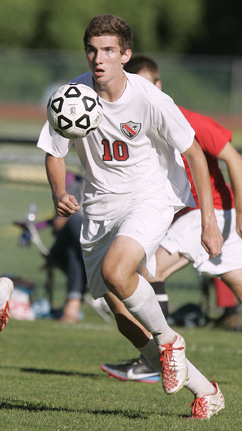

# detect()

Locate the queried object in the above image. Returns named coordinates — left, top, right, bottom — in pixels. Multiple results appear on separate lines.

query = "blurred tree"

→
left=0, top=0, right=40, bottom=47
left=187, top=0, right=242, bottom=56
left=155, top=0, right=203, bottom=53
left=0, top=0, right=202, bottom=53
left=1, top=0, right=241, bottom=56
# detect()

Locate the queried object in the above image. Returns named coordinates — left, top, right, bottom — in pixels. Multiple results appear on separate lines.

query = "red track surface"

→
left=0, top=103, right=241, bottom=128
left=0, top=103, right=46, bottom=121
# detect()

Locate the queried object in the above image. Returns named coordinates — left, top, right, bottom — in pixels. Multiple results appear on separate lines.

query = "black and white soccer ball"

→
left=47, top=83, right=103, bottom=139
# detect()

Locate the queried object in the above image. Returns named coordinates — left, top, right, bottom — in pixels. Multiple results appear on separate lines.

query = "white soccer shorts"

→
left=81, top=198, right=174, bottom=299
left=160, top=208, right=242, bottom=276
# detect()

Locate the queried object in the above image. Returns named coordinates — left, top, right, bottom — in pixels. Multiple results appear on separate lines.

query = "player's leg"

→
left=103, top=290, right=162, bottom=383
left=102, top=293, right=224, bottom=418
left=152, top=246, right=189, bottom=281
left=102, top=235, right=188, bottom=394
left=104, top=291, right=170, bottom=372
left=213, top=278, right=242, bottom=331
left=102, top=243, right=190, bottom=386
left=220, top=269, right=242, bottom=303
left=140, top=247, right=190, bottom=283
left=151, top=281, right=169, bottom=318
left=102, top=235, right=175, bottom=343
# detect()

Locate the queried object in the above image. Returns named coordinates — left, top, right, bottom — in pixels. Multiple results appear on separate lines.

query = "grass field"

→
left=1, top=307, right=242, bottom=431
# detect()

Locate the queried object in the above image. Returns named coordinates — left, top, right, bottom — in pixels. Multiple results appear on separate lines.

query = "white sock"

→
left=138, top=336, right=162, bottom=372
left=184, top=360, right=216, bottom=397
left=122, top=274, right=176, bottom=345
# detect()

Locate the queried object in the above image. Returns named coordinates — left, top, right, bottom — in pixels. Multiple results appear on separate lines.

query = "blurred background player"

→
left=49, top=211, right=86, bottom=323
left=47, top=173, right=86, bottom=323
left=101, top=54, right=242, bottom=383
left=0, top=277, right=14, bottom=331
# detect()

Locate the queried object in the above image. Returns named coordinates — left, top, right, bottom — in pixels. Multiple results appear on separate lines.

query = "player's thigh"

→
left=102, top=235, right=145, bottom=281
left=144, top=246, right=189, bottom=281
left=158, top=247, right=189, bottom=280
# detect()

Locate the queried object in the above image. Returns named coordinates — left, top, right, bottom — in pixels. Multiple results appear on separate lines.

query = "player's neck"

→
left=95, top=73, right=127, bottom=102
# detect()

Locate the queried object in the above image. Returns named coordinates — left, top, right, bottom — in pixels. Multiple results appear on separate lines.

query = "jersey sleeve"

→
left=37, top=121, right=74, bottom=157
left=178, top=107, right=232, bottom=156
left=155, top=95, right=195, bottom=154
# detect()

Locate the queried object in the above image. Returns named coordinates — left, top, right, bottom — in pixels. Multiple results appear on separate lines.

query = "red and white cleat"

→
left=190, top=382, right=225, bottom=419
left=0, top=277, right=14, bottom=332
left=159, top=334, right=188, bottom=394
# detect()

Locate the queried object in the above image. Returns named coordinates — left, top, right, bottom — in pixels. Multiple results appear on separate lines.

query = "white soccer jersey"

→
left=37, top=71, right=195, bottom=220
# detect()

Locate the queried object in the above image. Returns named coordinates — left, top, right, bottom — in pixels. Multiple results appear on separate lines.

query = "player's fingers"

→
left=57, top=194, right=80, bottom=212
left=69, top=194, right=80, bottom=205
left=56, top=207, right=77, bottom=217
left=57, top=202, right=79, bottom=215
left=209, top=251, right=219, bottom=259
left=201, top=240, right=223, bottom=259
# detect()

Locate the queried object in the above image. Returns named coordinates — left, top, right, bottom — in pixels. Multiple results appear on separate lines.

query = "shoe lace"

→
left=159, top=342, right=185, bottom=390
left=160, top=342, right=184, bottom=371
left=190, top=397, right=208, bottom=418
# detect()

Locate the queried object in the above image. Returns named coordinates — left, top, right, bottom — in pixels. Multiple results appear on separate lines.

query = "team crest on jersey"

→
left=120, top=121, right=141, bottom=140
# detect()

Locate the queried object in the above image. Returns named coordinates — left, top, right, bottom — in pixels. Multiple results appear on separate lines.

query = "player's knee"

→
left=101, top=259, right=125, bottom=294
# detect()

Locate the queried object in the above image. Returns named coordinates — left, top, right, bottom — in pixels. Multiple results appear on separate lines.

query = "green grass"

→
left=1, top=309, right=241, bottom=431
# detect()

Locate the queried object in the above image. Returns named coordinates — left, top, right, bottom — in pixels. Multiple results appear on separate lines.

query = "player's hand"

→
left=53, top=192, right=80, bottom=217
left=201, top=221, right=223, bottom=259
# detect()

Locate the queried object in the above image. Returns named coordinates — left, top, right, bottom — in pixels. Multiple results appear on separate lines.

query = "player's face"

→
left=86, top=35, right=131, bottom=87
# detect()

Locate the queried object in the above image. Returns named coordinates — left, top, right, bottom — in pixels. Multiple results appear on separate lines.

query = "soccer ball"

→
left=47, top=83, right=103, bottom=139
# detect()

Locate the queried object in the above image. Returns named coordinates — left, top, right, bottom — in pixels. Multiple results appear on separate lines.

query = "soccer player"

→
left=37, top=15, right=224, bottom=418
left=100, top=54, right=242, bottom=409
left=0, top=277, right=14, bottom=331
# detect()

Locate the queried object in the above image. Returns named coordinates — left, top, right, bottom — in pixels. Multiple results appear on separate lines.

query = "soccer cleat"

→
left=0, top=277, right=14, bottom=332
left=159, top=334, right=188, bottom=394
left=190, top=382, right=225, bottom=419
left=101, top=355, right=160, bottom=383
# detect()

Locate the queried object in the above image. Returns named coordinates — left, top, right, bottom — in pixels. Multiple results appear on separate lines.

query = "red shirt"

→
left=178, top=106, right=234, bottom=212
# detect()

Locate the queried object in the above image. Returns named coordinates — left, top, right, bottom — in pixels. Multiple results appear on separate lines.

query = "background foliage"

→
left=1, top=0, right=242, bottom=55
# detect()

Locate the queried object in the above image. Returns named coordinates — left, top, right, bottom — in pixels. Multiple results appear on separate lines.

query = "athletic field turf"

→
left=1, top=307, right=241, bottom=431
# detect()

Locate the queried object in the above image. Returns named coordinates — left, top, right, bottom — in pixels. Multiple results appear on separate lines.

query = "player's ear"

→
left=155, top=79, right=162, bottom=90
left=122, top=49, right=132, bottom=65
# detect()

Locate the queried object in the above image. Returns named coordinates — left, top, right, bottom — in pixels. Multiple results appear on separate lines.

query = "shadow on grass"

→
left=21, top=367, right=100, bottom=379
left=0, top=365, right=104, bottom=379
left=0, top=399, right=149, bottom=419
left=0, top=399, right=77, bottom=413
left=85, top=408, right=148, bottom=419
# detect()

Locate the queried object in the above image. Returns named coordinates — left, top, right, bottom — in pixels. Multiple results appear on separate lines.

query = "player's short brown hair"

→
left=124, top=55, right=160, bottom=84
left=83, top=14, right=133, bottom=54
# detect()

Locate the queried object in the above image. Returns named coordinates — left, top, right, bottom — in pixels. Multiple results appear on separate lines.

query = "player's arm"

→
left=218, top=142, right=242, bottom=237
left=45, top=153, right=80, bottom=217
left=182, top=139, right=223, bottom=258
